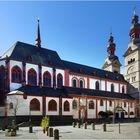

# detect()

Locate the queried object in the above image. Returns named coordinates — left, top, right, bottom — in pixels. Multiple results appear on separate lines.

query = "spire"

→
left=35, top=18, right=41, bottom=48
left=132, top=3, right=138, bottom=25
left=107, top=33, right=116, bottom=56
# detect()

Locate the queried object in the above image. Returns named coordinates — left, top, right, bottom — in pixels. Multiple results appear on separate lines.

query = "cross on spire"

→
left=35, top=18, right=41, bottom=48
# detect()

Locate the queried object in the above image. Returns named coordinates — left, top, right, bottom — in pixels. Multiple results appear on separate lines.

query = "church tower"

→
left=102, top=33, right=121, bottom=73
left=124, top=8, right=140, bottom=110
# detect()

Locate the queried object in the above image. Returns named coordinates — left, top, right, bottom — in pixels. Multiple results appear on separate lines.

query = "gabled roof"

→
left=63, top=60, right=125, bottom=82
left=0, top=41, right=65, bottom=68
left=11, top=85, right=134, bottom=100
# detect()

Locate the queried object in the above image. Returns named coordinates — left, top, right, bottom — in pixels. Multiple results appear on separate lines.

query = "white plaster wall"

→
left=56, top=69, right=65, bottom=87
left=10, top=60, right=22, bottom=91
left=101, top=80, right=105, bottom=91
left=87, top=99, right=96, bottom=119
left=98, top=99, right=106, bottom=112
left=107, top=82, right=119, bottom=92
left=42, top=66, right=53, bottom=87
left=26, top=63, right=38, bottom=85
left=62, top=98, right=73, bottom=116
left=46, top=97, right=59, bottom=115
left=120, top=84, right=127, bottom=93
left=7, top=95, right=42, bottom=116
left=69, top=75, right=87, bottom=88
left=89, top=78, right=100, bottom=90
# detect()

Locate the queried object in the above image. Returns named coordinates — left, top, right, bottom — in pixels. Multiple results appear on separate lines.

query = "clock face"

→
left=127, top=66, right=134, bottom=74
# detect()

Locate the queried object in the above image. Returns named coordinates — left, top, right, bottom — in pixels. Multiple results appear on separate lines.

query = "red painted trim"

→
left=59, top=97, right=62, bottom=115
left=128, top=102, right=130, bottom=118
left=96, top=99, right=98, bottom=118
left=42, top=95, right=46, bottom=115
left=65, top=69, right=69, bottom=86
left=87, top=77, right=89, bottom=89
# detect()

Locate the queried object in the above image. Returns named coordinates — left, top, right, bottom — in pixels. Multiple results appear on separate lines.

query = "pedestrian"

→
left=41, top=116, right=49, bottom=134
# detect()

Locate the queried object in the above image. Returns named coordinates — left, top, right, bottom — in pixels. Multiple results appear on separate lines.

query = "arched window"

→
left=72, top=100, right=78, bottom=109
left=79, top=79, right=84, bottom=88
left=72, top=78, right=77, bottom=88
left=64, top=100, right=70, bottom=111
left=122, top=86, right=125, bottom=93
left=100, top=100, right=103, bottom=106
left=57, top=74, right=63, bottom=88
left=111, top=84, right=114, bottom=92
left=48, top=99, right=57, bottom=111
left=11, top=66, right=22, bottom=83
left=89, top=100, right=94, bottom=109
left=9, top=102, right=13, bottom=109
left=43, top=71, right=51, bottom=87
left=30, top=98, right=40, bottom=111
left=28, top=69, right=37, bottom=86
left=124, top=102, right=126, bottom=107
left=109, top=100, right=112, bottom=107
left=130, top=111, right=134, bottom=115
left=95, top=81, right=99, bottom=90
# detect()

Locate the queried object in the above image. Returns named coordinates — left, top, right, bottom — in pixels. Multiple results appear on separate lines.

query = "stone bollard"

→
left=72, top=122, right=76, bottom=128
left=54, top=129, right=59, bottom=140
left=103, top=123, right=106, bottom=132
left=84, top=122, right=87, bottom=129
left=77, top=122, right=80, bottom=128
left=48, top=127, right=53, bottom=137
left=46, top=127, right=49, bottom=136
left=91, top=123, right=95, bottom=130
left=29, top=125, right=33, bottom=133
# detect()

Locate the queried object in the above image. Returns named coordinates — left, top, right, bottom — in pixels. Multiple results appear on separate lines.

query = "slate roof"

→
left=14, top=85, right=134, bottom=100
left=0, top=41, right=126, bottom=82
left=63, top=60, right=125, bottom=82
left=1, top=41, right=65, bottom=68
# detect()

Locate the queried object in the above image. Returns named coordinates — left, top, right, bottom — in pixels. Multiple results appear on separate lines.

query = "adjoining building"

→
left=0, top=13, right=137, bottom=125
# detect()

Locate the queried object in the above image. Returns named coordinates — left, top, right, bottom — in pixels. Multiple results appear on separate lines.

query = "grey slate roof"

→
left=15, top=85, right=134, bottom=100
left=0, top=41, right=126, bottom=82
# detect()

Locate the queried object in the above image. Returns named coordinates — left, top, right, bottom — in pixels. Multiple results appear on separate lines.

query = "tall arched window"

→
left=43, top=71, right=51, bottom=87
left=57, top=74, right=63, bottom=88
left=72, top=100, right=78, bottom=109
left=72, top=78, right=77, bottom=88
left=89, top=100, right=94, bottom=109
left=79, top=79, right=84, bottom=88
left=48, top=99, right=57, bottom=111
left=111, top=84, right=114, bottom=92
left=30, top=98, right=40, bottom=111
left=95, top=81, right=99, bottom=90
left=64, top=100, right=70, bottom=111
left=122, top=86, right=125, bottom=93
left=100, top=100, right=103, bottom=106
left=28, top=68, right=37, bottom=86
left=11, top=66, right=22, bottom=83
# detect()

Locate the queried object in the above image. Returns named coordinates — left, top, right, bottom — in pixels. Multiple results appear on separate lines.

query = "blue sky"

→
left=0, top=1, right=140, bottom=73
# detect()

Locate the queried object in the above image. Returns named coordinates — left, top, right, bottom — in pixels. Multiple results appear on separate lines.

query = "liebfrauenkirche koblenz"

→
left=0, top=8, right=140, bottom=125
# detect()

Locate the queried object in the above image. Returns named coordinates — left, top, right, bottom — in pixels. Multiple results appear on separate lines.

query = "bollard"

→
left=54, top=129, right=59, bottom=140
left=119, top=122, right=121, bottom=134
left=84, top=122, right=87, bottom=129
left=48, top=127, right=53, bottom=137
left=103, top=123, right=106, bottom=132
left=46, top=127, right=49, bottom=136
left=91, top=123, right=95, bottom=130
left=72, top=122, right=76, bottom=128
left=77, top=122, right=80, bottom=128
left=29, top=125, right=33, bottom=133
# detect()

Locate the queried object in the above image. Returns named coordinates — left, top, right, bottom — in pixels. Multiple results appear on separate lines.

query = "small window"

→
left=122, top=86, right=125, bottom=93
left=9, top=102, right=13, bottom=109
left=28, top=69, right=37, bottom=86
left=89, top=100, right=94, bottom=109
left=79, top=80, right=84, bottom=88
left=132, top=76, right=136, bottom=82
left=48, top=99, right=57, bottom=111
left=109, top=100, right=112, bottom=107
left=30, top=98, right=40, bottom=111
left=64, top=100, right=70, bottom=111
left=130, top=111, right=134, bottom=115
left=43, top=71, right=51, bottom=87
left=95, top=81, right=99, bottom=90
left=57, top=73, right=63, bottom=88
left=72, top=79, right=77, bottom=88
left=111, top=84, right=114, bottom=92
left=124, top=102, right=126, bottom=107
left=72, top=100, right=78, bottom=109
left=100, top=100, right=103, bottom=106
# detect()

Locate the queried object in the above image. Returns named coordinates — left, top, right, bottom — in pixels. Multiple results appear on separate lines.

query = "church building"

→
left=0, top=15, right=137, bottom=124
